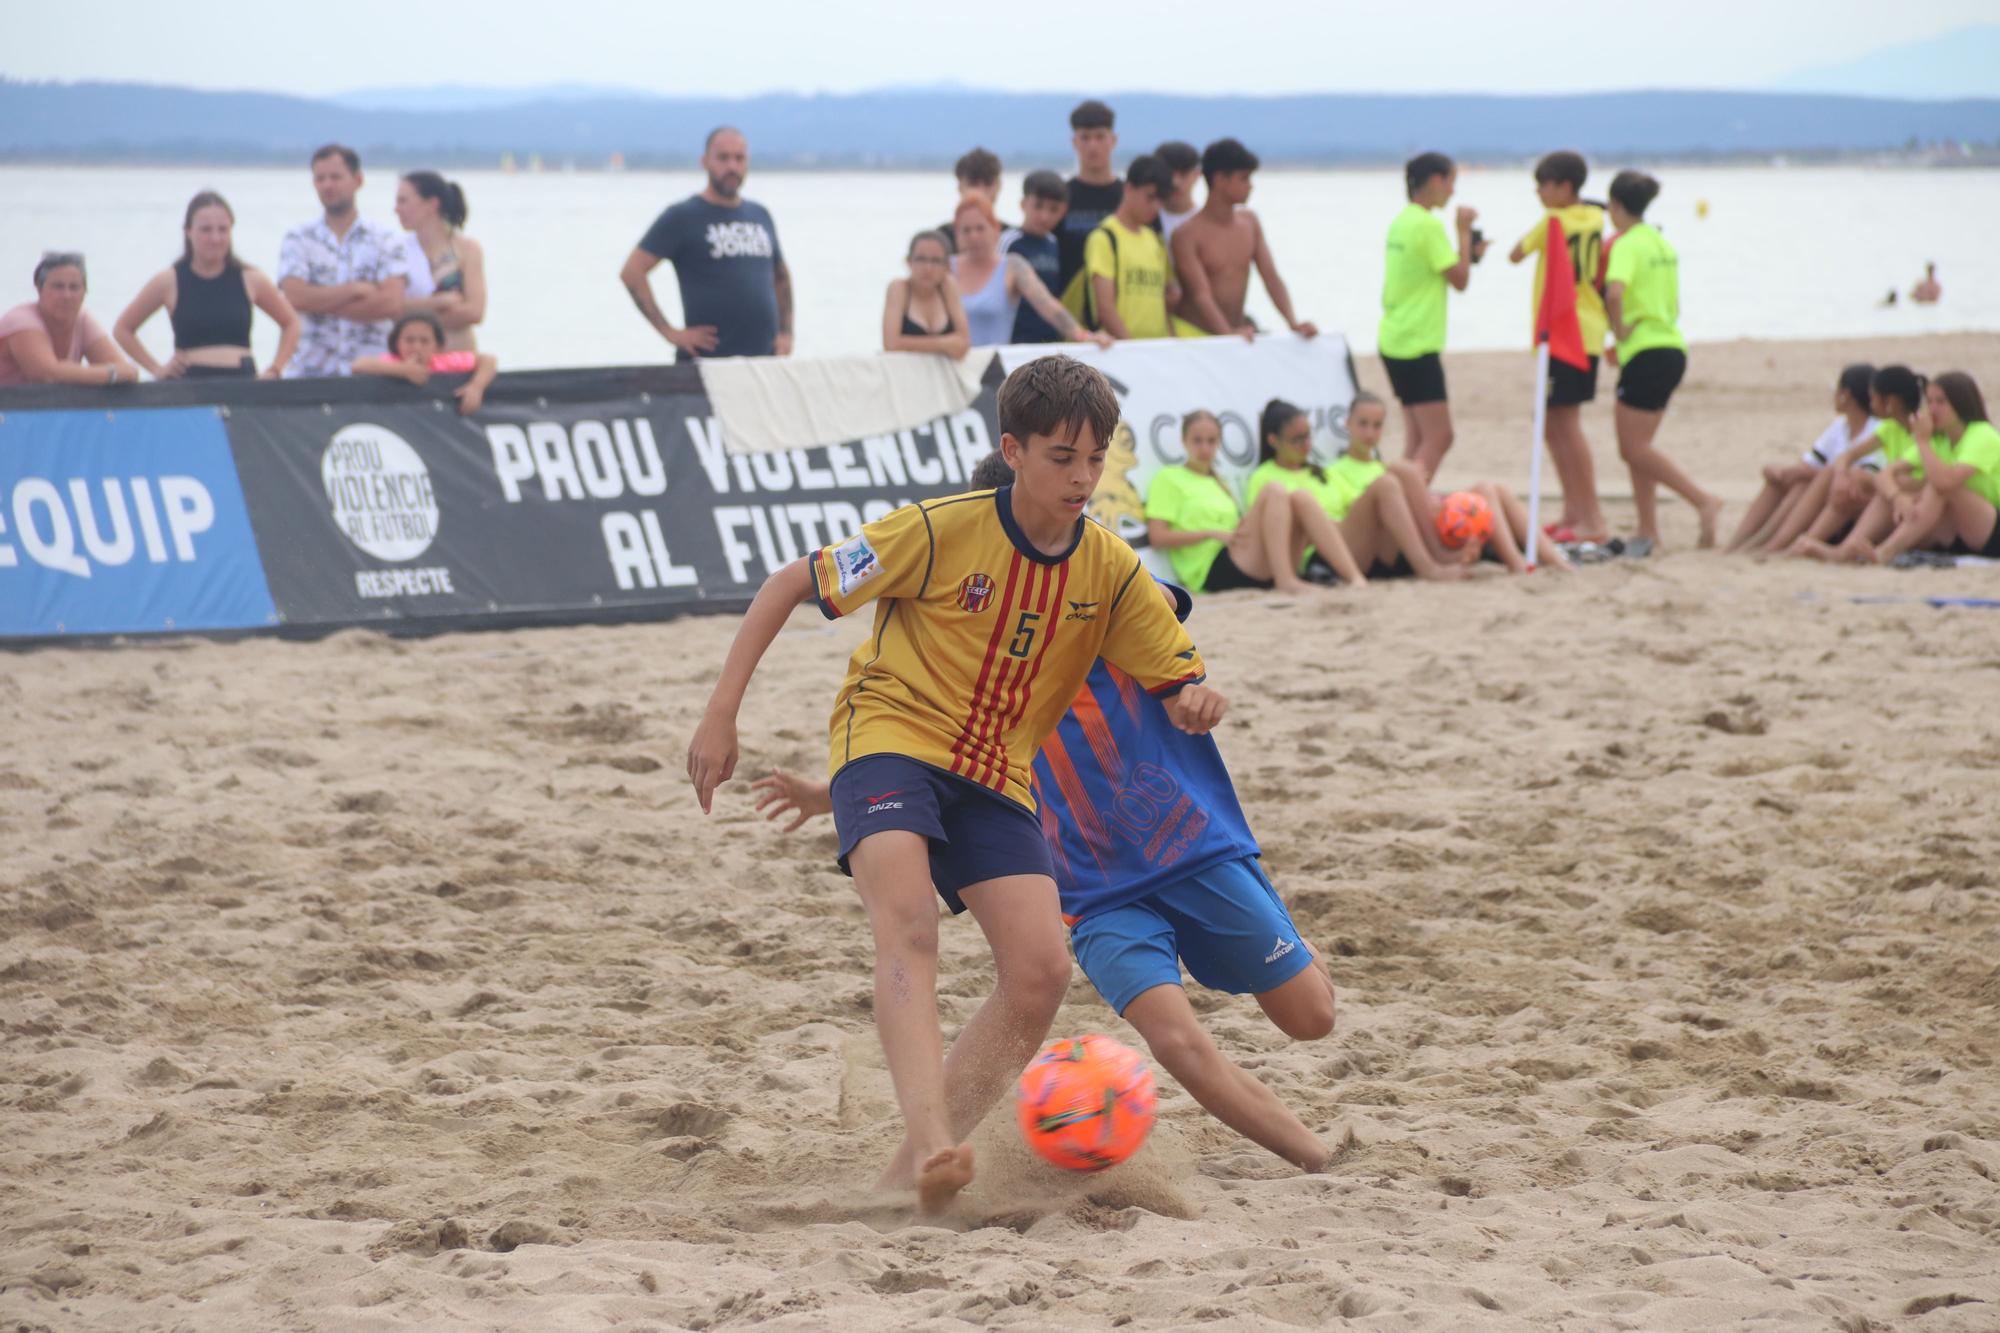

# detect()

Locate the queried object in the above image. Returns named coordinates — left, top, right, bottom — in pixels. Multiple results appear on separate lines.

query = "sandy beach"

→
left=3, top=331, right=1997, bottom=1332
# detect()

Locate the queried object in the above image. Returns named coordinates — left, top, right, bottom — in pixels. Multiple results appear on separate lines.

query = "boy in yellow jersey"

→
left=1379, top=151, right=1484, bottom=480
left=1508, top=150, right=1610, bottom=544
left=686, top=355, right=1225, bottom=1216
left=1085, top=155, right=1178, bottom=340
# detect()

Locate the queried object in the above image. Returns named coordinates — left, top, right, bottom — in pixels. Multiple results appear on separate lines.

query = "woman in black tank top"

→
left=880, top=229, right=969, bottom=359
left=112, top=191, right=301, bottom=380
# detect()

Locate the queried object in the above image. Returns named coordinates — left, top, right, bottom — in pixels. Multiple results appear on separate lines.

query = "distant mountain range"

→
left=1772, top=25, right=2000, bottom=101
left=4, top=79, right=1997, bottom=168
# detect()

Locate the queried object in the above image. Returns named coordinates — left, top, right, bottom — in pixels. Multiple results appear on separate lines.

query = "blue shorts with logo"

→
left=1069, top=856, right=1312, bottom=1014
left=830, top=754, right=1056, bottom=914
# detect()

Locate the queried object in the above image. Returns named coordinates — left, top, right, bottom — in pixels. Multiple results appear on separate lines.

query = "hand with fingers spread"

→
left=751, top=769, right=833, bottom=832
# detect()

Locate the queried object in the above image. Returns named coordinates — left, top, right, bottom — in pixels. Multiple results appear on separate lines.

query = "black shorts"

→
left=1200, top=547, right=1271, bottom=593
left=829, top=754, right=1054, bottom=913
left=183, top=357, right=256, bottom=380
left=1381, top=353, right=1446, bottom=406
left=1616, top=348, right=1686, bottom=413
left=1366, top=554, right=1414, bottom=580
left=1547, top=355, right=1599, bottom=407
left=1950, top=512, right=2000, bottom=559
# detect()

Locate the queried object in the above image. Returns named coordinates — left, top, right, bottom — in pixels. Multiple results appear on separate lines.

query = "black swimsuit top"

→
left=900, top=286, right=955, bottom=338
left=170, top=259, right=252, bottom=350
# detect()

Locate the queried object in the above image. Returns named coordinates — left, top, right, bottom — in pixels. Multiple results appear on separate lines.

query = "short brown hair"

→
left=998, top=355, right=1120, bottom=450
left=1534, top=150, right=1587, bottom=191
left=954, top=147, right=1001, bottom=186
left=969, top=450, right=1014, bottom=490
left=311, top=143, right=360, bottom=173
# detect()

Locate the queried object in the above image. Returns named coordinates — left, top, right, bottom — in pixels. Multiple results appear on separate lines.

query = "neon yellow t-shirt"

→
left=1378, top=203, right=1459, bottom=359
left=1948, top=420, right=2000, bottom=507
left=1603, top=222, right=1684, bottom=361
left=1515, top=203, right=1609, bottom=354
left=1873, top=418, right=1927, bottom=483
left=1245, top=459, right=1340, bottom=514
left=1143, top=464, right=1242, bottom=591
left=1084, top=217, right=1173, bottom=339
left=1325, top=455, right=1386, bottom=521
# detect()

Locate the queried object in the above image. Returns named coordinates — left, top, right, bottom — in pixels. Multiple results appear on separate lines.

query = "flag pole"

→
left=1525, top=342, right=1550, bottom=571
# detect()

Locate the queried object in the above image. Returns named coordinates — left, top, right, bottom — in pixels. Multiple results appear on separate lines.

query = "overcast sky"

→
left=6, top=1, right=1992, bottom=98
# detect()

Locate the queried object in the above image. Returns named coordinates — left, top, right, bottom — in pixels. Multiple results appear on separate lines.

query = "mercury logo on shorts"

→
left=1264, top=936, right=1296, bottom=965
left=956, top=573, right=995, bottom=613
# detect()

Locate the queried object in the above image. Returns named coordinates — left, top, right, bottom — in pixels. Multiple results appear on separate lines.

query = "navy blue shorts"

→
left=1069, top=856, right=1313, bottom=1014
left=830, top=754, right=1055, bottom=913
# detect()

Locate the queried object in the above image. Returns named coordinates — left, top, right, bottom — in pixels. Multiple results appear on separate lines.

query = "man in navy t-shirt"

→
left=619, top=126, right=793, bottom=360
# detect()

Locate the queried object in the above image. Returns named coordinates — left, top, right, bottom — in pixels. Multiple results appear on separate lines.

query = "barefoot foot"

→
left=916, top=1144, right=974, bottom=1216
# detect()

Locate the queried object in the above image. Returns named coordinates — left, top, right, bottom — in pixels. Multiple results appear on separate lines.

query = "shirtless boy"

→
left=1169, top=138, right=1317, bottom=341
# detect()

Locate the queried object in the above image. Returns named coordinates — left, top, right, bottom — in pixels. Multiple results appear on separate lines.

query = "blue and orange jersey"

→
left=1032, top=657, right=1258, bottom=924
left=811, top=487, right=1205, bottom=811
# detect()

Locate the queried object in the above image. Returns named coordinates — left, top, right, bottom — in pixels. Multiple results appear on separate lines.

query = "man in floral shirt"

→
left=278, top=144, right=409, bottom=377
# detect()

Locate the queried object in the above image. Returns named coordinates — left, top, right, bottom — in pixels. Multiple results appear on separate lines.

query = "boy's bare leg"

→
left=1403, top=401, right=1455, bottom=482
left=1346, top=479, right=1463, bottom=580
left=1281, top=490, right=1368, bottom=587
left=878, top=873, right=1071, bottom=1199
left=1544, top=405, right=1607, bottom=541
left=848, top=831, right=970, bottom=1213
left=1616, top=402, right=1722, bottom=546
left=1252, top=950, right=1337, bottom=1040
left=1121, top=983, right=1332, bottom=1172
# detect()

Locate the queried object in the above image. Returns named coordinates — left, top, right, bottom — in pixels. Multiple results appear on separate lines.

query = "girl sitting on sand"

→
left=1861, top=371, right=2000, bottom=564
left=352, top=312, right=498, bottom=415
left=1144, top=409, right=1363, bottom=594
left=1729, top=363, right=1879, bottom=553
left=1791, top=365, right=1930, bottom=563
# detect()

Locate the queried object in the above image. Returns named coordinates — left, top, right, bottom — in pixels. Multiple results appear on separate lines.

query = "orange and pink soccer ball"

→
left=1436, top=491, right=1495, bottom=549
left=1016, top=1034, right=1157, bottom=1171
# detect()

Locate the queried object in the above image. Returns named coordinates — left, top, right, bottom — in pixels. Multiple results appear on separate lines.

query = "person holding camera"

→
left=1378, top=151, right=1485, bottom=480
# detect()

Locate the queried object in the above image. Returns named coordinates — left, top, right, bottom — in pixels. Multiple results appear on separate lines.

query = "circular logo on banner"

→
left=321, top=424, right=439, bottom=562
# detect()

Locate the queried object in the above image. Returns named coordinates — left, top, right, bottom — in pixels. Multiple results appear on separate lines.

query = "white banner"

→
left=996, top=333, right=1359, bottom=576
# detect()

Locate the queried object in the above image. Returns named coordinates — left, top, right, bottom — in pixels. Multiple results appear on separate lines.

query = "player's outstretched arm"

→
left=687, top=558, right=816, bottom=812
left=1163, top=684, right=1227, bottom=734
left=750, top=769, right=834, bottom=832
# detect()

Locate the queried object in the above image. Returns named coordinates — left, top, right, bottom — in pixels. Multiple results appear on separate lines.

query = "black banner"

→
left=217, top=367, right=1002, bottom=630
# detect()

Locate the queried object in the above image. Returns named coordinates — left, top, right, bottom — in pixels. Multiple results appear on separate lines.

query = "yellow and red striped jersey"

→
left=810, top=488, right=1205, bottom=810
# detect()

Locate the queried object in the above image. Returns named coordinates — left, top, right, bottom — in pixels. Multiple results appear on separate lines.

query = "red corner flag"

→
left=1535, top=217, right=1590, bottom=372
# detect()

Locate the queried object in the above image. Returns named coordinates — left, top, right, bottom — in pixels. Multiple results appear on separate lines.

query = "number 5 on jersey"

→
left=1008, top=610, right=1042, bottom=658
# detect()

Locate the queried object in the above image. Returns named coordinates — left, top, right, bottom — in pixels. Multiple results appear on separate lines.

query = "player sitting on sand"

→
left=1321, top=392, right=1570, bottom=577
left=686, top=355, right=1224, bottom=1215
left=1728, top=363, right=1879, bottom=554
left=1790, top=365, right=1930, bottom=563
left=1143, top=408, right=1354, bottom=595
left=751, top=450, right=1341, bottom=1173
left=1858, top=371, right=2000, bottom=565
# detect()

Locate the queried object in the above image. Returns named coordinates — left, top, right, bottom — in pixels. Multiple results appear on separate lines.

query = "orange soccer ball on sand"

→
left=1436, top=490, right=1495, bottom=549
left=1016, top=1034, right=1157, bottom=1171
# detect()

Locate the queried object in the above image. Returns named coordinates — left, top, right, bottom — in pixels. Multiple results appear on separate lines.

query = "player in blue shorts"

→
left=749, top=454, right=1339, bottom=1173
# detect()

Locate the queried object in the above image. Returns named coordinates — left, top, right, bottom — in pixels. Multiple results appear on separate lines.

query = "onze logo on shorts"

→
left=956, top=572, right=995, bottom=613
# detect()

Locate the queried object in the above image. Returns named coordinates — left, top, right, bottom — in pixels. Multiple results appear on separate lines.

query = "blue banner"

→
left=0, top=408, right=276, bottom=636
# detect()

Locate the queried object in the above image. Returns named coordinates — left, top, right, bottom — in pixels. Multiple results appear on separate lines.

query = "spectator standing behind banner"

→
left=621, top=126, right=793, bottom=361
left=396, top=172, right=486, bottom=353
left=952, top=195, right=1108, bottom=350
left=1001, top=170, right=1071, bottom=344
left=1153, top=141, right=1201, bottom=241
left=1057, top=100, right=1123, bottom=313
left=1085, top=156, right=1177, bottom=340
left=352, top=312, right=498, bottom=417
left=881, top=230, right=969, bottom=359
left=0, top=253, right=138, bottom=387
left=1378, top=151, right=1483, bottom=479
left=1171, top=138, right=1318, bottom=341
left=113, top=191, right=300, bottom=380
left=277, top=144, right=410, bottom=378
left=933, top=148, right=1007, bottom=252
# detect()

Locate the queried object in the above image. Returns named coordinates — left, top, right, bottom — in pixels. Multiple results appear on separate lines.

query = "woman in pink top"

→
left=0, top=253, right=139, bottom=387
left=352, top=312, right=496, bottom=415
